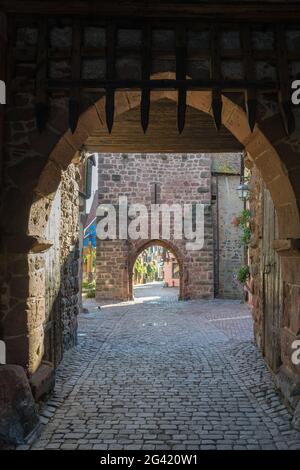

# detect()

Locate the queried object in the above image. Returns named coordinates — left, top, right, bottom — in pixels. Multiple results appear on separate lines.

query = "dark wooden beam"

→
left=242, top=26, right=257, bottom=132
left=210, top=26, right=222, bottom=131
left=176, top=24, right=187, bottom=134
left=15, top=45, right=300, bottom=64
left=140, top=22, right=151, bottom=133
left=69, top=19, right=82, bottom=134
left=5, top=16, right=15, bottom=106
left=35, top=19, right=48, bottom=132
left=276, top=25, right=295, bottom=136
left=2, top=1, right=300, bottom=22
left=105, top=23, right=116, bottom=133
left=47, top=78, right=278, bottom=91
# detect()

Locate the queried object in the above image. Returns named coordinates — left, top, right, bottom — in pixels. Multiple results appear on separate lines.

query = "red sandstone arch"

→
left=21, top=71, right=300, bottom=379
left=29, top=72, right=300, bottom=243
left=2, top=71, right=299, bottom=404
left=129, top=239, right=184, bottom=301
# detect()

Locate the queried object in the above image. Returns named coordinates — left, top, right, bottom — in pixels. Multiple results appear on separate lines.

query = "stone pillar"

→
left=2, top=251, right=46, bottom=375
left=96, top=239, right=129, bottom=301
left=274, top=241, right=300, bottom=408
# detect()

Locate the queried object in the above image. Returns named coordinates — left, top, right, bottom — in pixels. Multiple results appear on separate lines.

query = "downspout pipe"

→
left=80, top=154, right=96, bottom=200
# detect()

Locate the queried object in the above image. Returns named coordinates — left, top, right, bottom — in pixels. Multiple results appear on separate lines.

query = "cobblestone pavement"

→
left=133, top=282, right=179, bottom=302
left=22, top=286, right=300, bottom=450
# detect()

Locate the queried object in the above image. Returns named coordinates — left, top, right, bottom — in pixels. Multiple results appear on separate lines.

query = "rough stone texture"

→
left=97, top=153, right=214, bottom=300
left=210, top=153, right=244, bottom=299
left=247, top=164, right=264, bottom=350
left=292, top=402, right=300, bottom=431
left=29, top=362, right=55, bottom=402
left=1, top=17, right=300, bottom=413
left=0, top=365, right=39, bottom=447
left=59, top=165, right=80, bottom=353
left=97, top=152, right=243, bottom=301
left=43, top=164, right=80, bottom=367
left=23, top=290, right=300, bottom=450
left=215, top=175, right=244, bottom=299
left=247, top=164, right=300, bottom=407
left=0, top=163, right=80, bottom=376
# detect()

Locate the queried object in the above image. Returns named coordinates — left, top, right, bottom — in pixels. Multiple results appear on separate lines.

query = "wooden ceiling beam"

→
left=46, top=78, right=278, bottom=93
left=2, top=1, right=300, bottom=22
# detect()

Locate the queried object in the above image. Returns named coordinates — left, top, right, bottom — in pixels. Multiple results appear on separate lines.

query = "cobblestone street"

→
left=23, top=285, right=300, bottom=450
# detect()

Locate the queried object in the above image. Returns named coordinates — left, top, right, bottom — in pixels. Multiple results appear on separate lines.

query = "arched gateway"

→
left=7, top=80, right=299, bottom=403
left=1, top=9, right=300, bottom=441
left=130, top=240, right=183, bottom=301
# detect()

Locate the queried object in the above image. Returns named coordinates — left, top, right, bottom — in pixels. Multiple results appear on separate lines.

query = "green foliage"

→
left=134, top=257, right=158, bottom=282
left=82, top=279, right=95, bottom=289
left=241, top=226, right=251, bottom=246
left=146, top=261, right=158, bottom=282
left=239, top=209, right=251, bottom=228
left=134, top=258, right=146, bottom=278
left=85, top=289, right=96, bottom=298
left=233, top=209, right=252, bottom=246
left=237, top=265, right=250, bottom=284
left=82, top=279, right=96, bottom=298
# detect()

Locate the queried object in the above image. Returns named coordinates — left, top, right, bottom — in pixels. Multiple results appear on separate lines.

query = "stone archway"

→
left=2, top=73, right=300, bottom=404
left=29, top=74, right=300, bottom=242
left=128, top=239, right=184, bottom=301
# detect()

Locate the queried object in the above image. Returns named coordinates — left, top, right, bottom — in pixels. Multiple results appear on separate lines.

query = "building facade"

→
left=96, top=152, right=244, bottom=301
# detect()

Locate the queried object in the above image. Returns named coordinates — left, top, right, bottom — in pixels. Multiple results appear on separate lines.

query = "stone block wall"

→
left=96, top=152, right=244, bottom=301
left=43, top=163, right=80, bottom=367
left=1, top=12, right=300, bottom=408
left=96, top=153, right=214, bottom=300
left=247, top=163, right=264, bottom=349
left=248, top=164, right=300, bottom=405
left=216, top=175, right=244, bottom=299
left=211, top=154, right=244, bottom=299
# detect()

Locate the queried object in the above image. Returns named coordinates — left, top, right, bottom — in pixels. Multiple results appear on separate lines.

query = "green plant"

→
left=239, top=209, right=251, bottom=227
left=85, top=289, right=96, bottom=298
left=82, top=279, right=95, bottom=290
left=82, top=279, right=96, bottom=298
left=146, top=261, right=158, bottom=282
left=92, top=249, right=96, bottom=268
left=237, top=265, right=250, bottom=284
left=134, top=257, right=147, bottom=281
left=232, top=209, right=252, bottom=246
left=241, top=226, right=251, bottom=245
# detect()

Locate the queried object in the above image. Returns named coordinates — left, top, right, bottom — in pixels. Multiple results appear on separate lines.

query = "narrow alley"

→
left=23, top=286, right=300, bottom=450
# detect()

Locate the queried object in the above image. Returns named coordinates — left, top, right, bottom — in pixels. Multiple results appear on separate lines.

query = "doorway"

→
left=132, top=244, right=180, bottom=302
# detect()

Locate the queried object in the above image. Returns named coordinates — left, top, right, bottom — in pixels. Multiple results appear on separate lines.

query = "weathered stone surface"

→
left=0, top=365, right=39, bottom=446
left=292, top=401, right=300, bottom=431
left=98, top=154, right=208, bottom=300
left=2, top=17, right=300, bottom=417
left=96, top=152, right=244, bottom=301
left=281, top=327, right=300, bottom=375
left=275, top=366, right=300, bottom=410
left=42, top=163, right=80, bottom=366
left=215, top=173, right=244, bottom=299
left=29, top=362, right=55, bottom=401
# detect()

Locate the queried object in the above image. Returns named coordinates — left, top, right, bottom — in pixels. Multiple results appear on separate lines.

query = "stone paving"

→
left=21, top=285, right=300, bottom=450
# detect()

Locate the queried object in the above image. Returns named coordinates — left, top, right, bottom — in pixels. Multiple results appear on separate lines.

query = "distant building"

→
left=97, top=152, right=245, bottom=300
left=163, top=253, right=180, bottom=288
